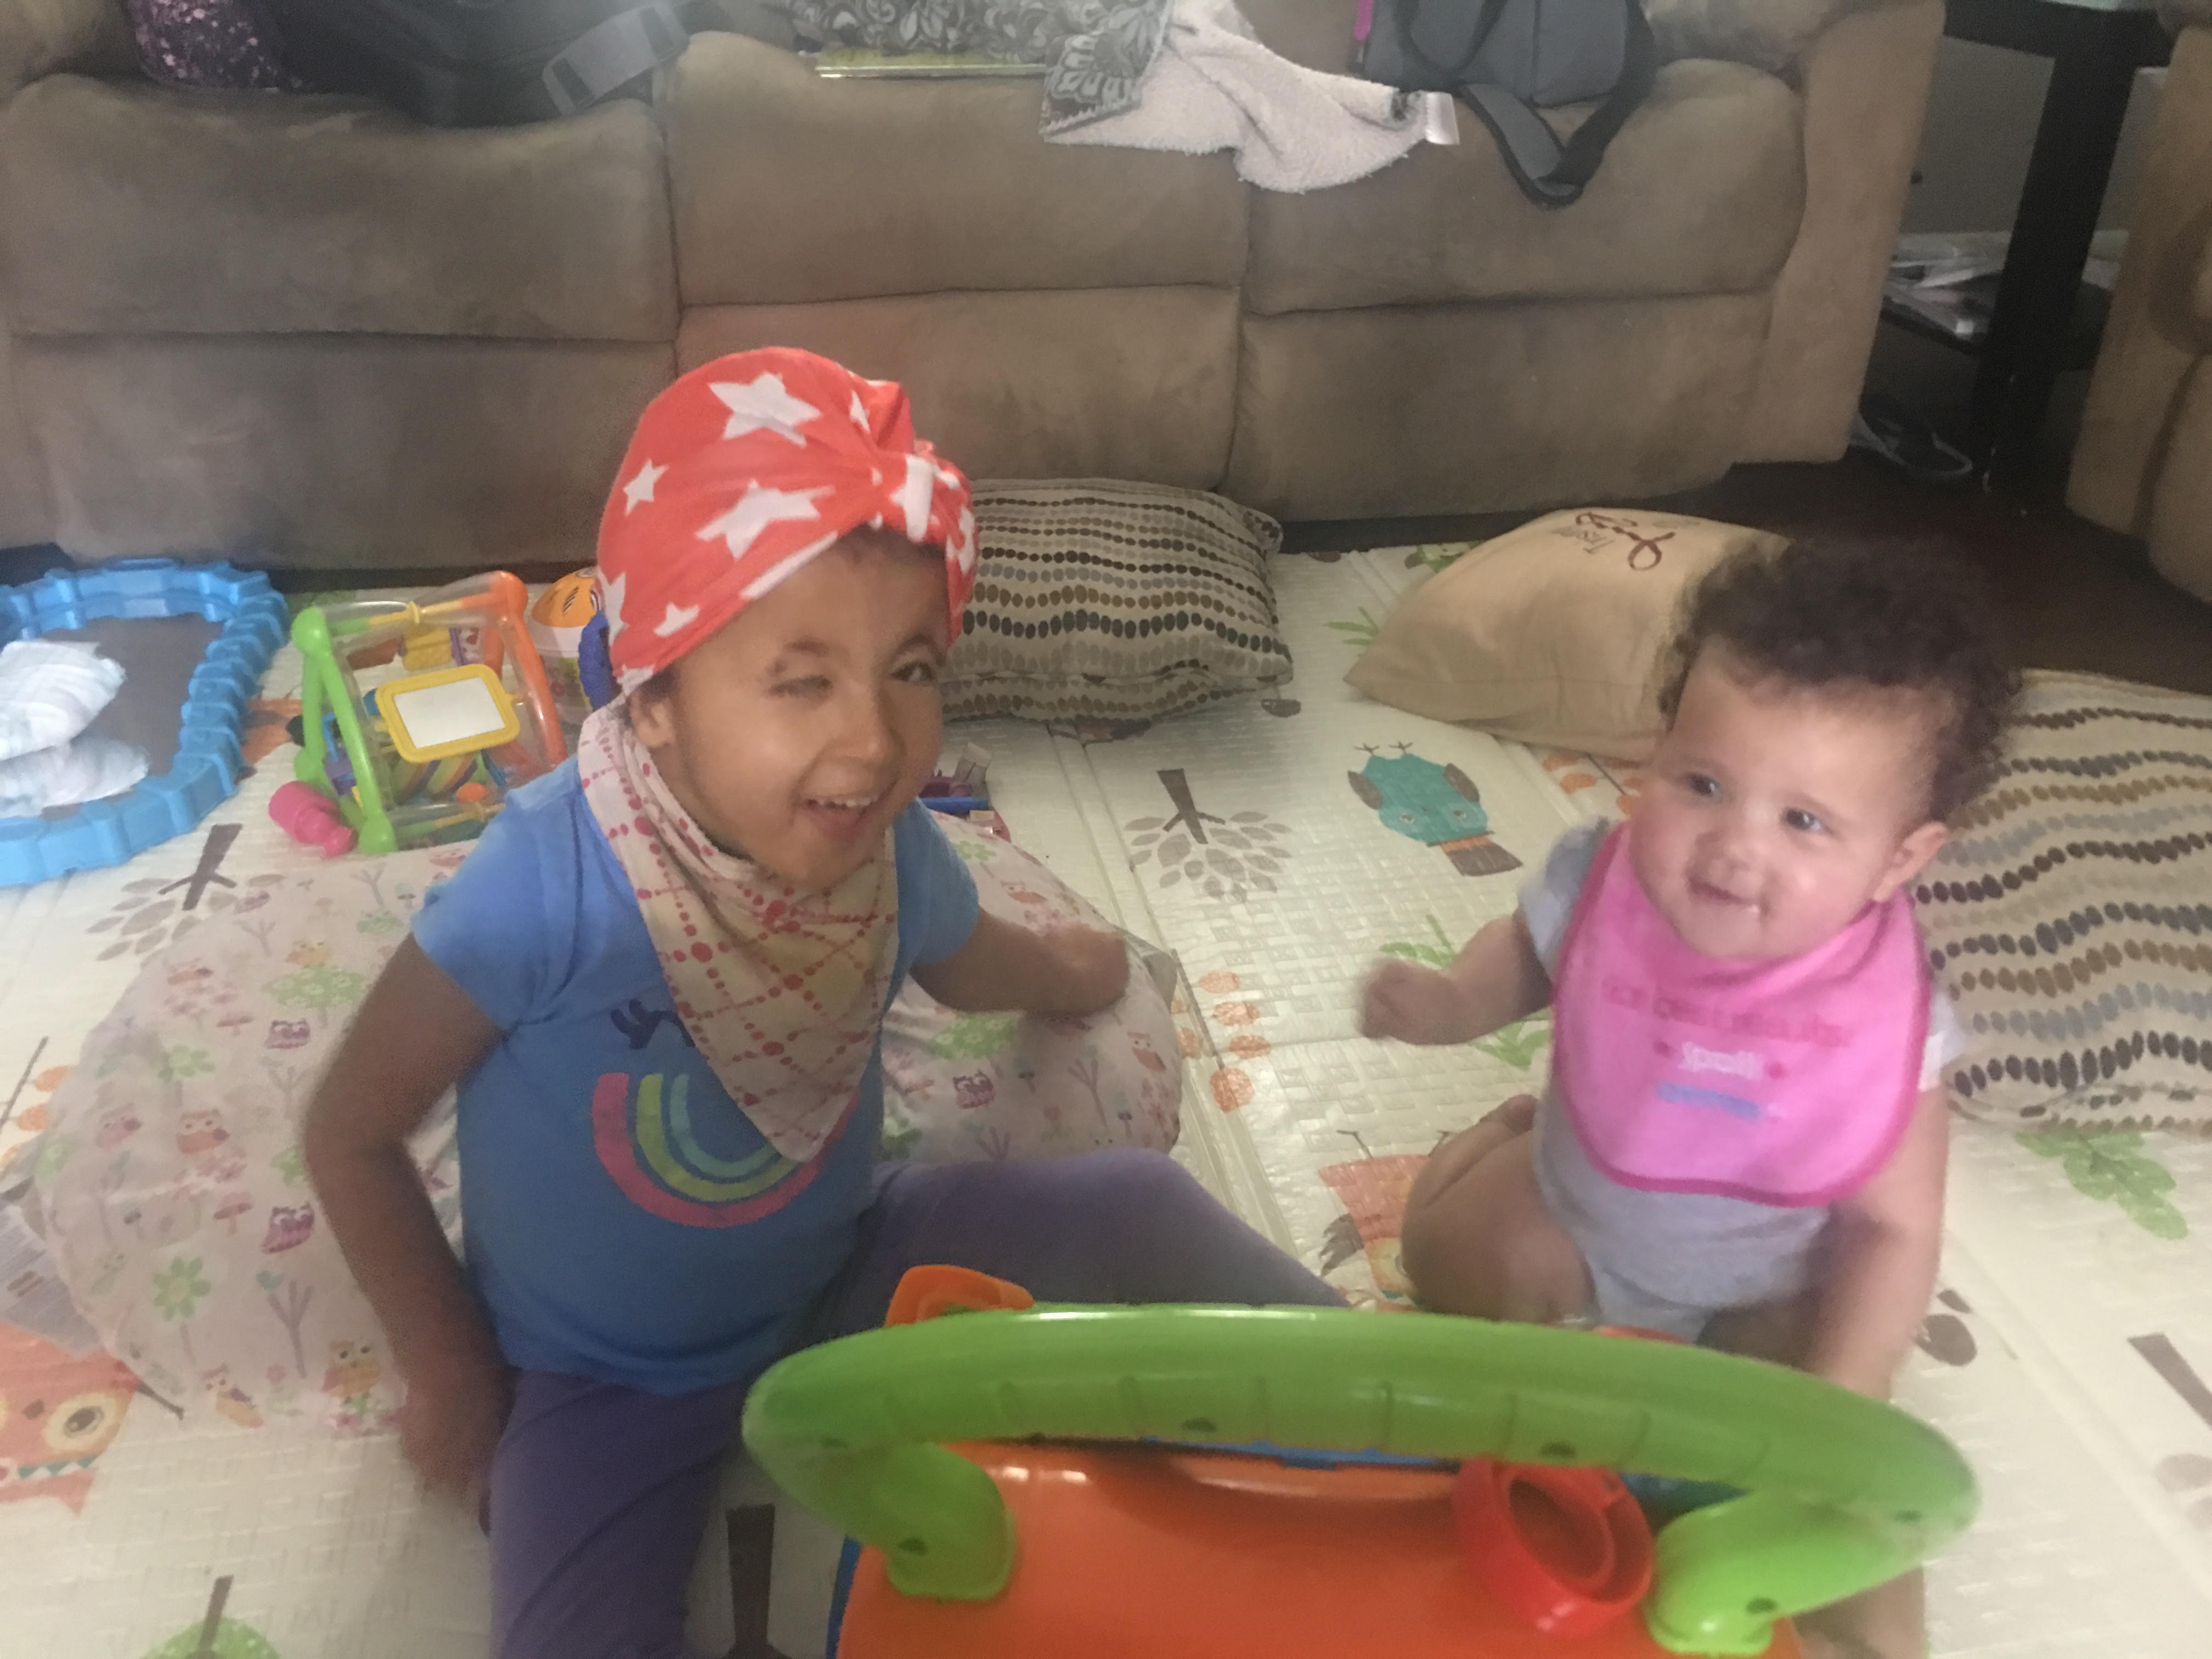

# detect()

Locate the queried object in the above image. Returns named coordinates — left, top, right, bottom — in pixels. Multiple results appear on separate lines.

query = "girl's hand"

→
left=912, top=911, right=1129, bottom=1014
left=1361, top=959, right=1480, bottom=1045
left=1040, top=922, right=1130, bottom=1015
left=398, top=1331, right=512, bottom=1498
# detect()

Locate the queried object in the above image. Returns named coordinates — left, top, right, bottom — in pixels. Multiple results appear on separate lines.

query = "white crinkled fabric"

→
left=0, top=639, right=127, bottom=763
left=34, top=819, right=1181, bottom=1432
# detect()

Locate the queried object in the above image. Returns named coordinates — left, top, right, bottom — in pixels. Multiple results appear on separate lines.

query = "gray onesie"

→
left=1517, top=820, right=1965, bottom=1340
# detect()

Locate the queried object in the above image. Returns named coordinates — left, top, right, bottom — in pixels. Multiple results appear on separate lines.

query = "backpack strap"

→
left=1455, top=0, right=1656, bottom=209
left=1389, top=0, right=1513, bottom=88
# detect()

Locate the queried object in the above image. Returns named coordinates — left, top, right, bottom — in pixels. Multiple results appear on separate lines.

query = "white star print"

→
left=896, top=454, right=934, bottom=540
left=621, top=459, right=665, bottom=515
left=600, top=569, right=628, bottom=644
left=653, top=602, right=699, bottom=638
left=741, top=533, right=840, bottom=602
left=695, top=484, right=829, bottom=561
left=849, top=390, right=870, bottom=430
left=710, top=374, right=820, bottom=444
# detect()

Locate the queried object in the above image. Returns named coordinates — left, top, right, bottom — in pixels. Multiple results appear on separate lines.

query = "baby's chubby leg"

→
left=1400, top=1096, right=1594, bottom=1325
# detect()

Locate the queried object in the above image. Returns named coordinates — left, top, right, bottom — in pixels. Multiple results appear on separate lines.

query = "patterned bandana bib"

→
left=1550, top=824, right=1928, bottom=1207
left=578, top=705, right=896, bottom=1164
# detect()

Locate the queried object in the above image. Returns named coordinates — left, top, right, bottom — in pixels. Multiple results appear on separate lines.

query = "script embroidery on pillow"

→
left=944, top=480, right=1291, bottom=725
left=1917, top=672, right=2212, bottom=1133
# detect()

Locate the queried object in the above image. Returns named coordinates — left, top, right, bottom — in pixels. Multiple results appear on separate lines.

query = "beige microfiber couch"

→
left=2068, top=0, right=2212, bottom=603
left=0, top=0, right=1943, bottom=568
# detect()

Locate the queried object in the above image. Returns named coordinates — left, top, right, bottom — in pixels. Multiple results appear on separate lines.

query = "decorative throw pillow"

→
left=1345, top=509, right=1786, bottom=762
left=881, top=812, right=1183, bottom=1163
left=1918, top=671, right=2212, bottom=1133
left=943, top=480, right=1293, bottom=725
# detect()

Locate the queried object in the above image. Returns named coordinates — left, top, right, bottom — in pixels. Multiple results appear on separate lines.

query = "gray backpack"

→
left=1355, top=0, right=1657, bottom=207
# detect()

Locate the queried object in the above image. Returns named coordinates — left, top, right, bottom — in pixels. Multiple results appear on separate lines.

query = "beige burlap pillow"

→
left=1345, top=509, right=1786, bottom=762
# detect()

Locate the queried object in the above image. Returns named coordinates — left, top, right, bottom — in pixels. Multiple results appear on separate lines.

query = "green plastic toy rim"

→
left=741, top=1307, right=1976, bottom=1657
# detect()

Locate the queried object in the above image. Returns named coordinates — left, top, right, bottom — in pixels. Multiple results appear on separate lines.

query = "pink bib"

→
left=1550, top=826, right=1928, bottom=1207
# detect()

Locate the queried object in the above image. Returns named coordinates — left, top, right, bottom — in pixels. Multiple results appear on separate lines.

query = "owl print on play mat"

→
left=0, top=1323, right=138, bottom=1513
left=1349, top=744, right=1520, bottom=877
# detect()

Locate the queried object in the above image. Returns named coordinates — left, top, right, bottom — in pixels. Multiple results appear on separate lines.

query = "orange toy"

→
left=746, top=1267, right=1979, bottom=1659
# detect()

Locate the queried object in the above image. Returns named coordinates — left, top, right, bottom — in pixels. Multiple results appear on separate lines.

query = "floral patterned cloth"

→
left=29, top=819, right=1178, bottom=1432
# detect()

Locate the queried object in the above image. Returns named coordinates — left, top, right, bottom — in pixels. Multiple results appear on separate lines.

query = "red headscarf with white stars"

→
left=595, top=348, right=976, bottom=693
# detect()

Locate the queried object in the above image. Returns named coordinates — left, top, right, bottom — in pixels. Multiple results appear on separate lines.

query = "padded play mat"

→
left=2, top=551, right=2211, bottom=1657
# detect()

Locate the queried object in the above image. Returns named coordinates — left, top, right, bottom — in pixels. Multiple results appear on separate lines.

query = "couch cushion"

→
left=1239, top=0, right=1897, bottom=73
left=0, top=325, right=49, bottom=549
left=16, top=335, right=672, bottom=566
left=2196, top=241, right=2212, bottom=332
left=1243, top=59, right=1804, bottom=315
left=0, top=76, right=675, bottom=341
left=1223, top=292, right=1770, bottom=520
left=679, top=287, right=1239, bottom=487
left=668, top=33, right=1247, bottom=306
left=0, top=0, right=136, bottom=101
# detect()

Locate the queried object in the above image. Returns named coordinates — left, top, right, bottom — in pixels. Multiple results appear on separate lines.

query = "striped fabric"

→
left=941, top=479, right=1292, bottom=724
left=1916, top=672, right=2212, bottom=1133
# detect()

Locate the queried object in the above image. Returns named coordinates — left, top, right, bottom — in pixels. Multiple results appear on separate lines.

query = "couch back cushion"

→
left=0, top=76, right=674, bottom=341
left=667, top=32, right=1248, bottom=307
left=0, top=0, right=134, bottom=102
left=1243, top=58, right=1805, bottom=315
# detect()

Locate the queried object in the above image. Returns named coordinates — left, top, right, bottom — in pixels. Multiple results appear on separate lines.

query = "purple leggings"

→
left=487, top=1149, right=1341, bottom=1659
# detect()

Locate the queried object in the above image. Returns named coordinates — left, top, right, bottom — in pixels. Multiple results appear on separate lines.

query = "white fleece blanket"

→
left=1048, top=0, right=1449, bottom=192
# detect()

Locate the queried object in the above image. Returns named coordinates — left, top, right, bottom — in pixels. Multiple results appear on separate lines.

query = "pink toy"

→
left=269, top=781, right=357, bottom=857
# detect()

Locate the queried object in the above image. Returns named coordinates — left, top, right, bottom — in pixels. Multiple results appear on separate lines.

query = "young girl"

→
left=1364, top=540, right=2017, bottom=1402
left=306, top=349, right=1339, bottom=1659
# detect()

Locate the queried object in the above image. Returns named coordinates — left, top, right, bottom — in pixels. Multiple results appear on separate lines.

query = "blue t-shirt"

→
left=412, top=763, right=979, bottom=1393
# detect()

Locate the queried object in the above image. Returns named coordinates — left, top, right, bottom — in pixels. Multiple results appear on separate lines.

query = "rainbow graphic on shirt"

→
left=590, top=1070, right=831, bottom=1227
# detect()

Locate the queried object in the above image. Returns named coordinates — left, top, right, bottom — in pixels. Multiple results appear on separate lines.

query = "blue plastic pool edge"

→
left=0, top=560, right=290, bottom=888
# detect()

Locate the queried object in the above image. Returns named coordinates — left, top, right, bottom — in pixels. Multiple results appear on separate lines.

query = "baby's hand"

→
left=1361, top=958, right=1479, bottom=1046
left=1039, top=922, right=1130, bottom=1016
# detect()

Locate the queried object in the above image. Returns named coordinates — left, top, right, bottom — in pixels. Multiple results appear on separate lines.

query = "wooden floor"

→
left=1287, top=448, right=2212, bottom=698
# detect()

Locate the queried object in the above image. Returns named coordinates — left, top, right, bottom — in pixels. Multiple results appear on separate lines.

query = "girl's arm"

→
left=1805, top=1085, right=1950, bottom=1399
left=303, top=938, right=506, bottom=1494
left=910, top=910, right=1128, bottom=1015
left=1361, top=912, right=1551, bottom=1046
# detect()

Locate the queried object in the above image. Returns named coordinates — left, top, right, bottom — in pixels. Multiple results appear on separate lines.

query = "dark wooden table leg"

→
left=1966, top=8, right=2158, bottom=477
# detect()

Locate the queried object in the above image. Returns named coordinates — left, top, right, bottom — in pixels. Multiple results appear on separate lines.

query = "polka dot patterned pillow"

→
left=943, top=480, right=1292, bottom=725
left=1916, top=672, right=2212, bottom=1132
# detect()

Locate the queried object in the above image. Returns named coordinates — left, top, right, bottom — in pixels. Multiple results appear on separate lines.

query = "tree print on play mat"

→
left=2018, top=1130, right=2188, bottom=1239
left=1125, top=769, right=1290, bottom=901
left=143, top=1577, right=279, bottom=1659
left=87, top=826, right=286, bottom=962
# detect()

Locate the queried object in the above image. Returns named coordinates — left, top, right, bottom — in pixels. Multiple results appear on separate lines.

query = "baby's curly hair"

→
left=1655, top=539, right=2019, bottom=822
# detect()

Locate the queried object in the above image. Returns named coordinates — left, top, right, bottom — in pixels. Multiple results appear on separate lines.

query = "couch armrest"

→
left=1735, top=0, right=1943, bottom=460
left=2068, top=25, right=2212, bottom=539
left=0, top=0, right=136, bottom=104
left=1647, top=0, right=1925, bottom=75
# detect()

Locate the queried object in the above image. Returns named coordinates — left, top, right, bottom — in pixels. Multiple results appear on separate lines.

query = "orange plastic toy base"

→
left=835, top=1438, right=1801, bottom=1659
